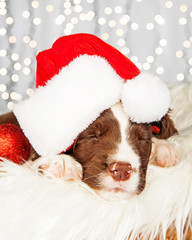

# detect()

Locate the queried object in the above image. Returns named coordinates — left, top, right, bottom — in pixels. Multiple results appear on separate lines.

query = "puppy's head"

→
left=72, top=103, right=176, bottom=200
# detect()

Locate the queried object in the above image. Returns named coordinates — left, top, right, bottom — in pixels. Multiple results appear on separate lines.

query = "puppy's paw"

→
left=150, top=138, right=179, bottom=167
left=36, top=154, right=83, bottom=181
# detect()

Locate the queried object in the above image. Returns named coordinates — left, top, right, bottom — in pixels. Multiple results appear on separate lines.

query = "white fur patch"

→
left=13, top=55, right=124, bottom=156
left=110, top=103, right=140, bottom=169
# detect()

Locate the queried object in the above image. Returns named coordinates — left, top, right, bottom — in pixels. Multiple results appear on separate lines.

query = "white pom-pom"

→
left=121, top=72, right=171, bottom=123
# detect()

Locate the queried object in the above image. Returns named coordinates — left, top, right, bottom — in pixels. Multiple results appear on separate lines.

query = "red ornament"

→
left=0, top=123, right=31, bottom=164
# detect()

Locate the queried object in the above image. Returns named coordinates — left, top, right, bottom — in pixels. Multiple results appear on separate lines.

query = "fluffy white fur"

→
left=0, top=83, right=192, bottom=240
left=13, top=55, right=123, bottom=156
left=122, top=72, right=171, bottom=123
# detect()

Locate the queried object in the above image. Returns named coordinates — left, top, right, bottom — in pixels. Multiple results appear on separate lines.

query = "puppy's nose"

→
left=108, top=162, right=132, bottom=181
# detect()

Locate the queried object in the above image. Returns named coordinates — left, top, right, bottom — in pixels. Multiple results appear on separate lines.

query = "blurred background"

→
left=0, top=0, right=192, bottom=113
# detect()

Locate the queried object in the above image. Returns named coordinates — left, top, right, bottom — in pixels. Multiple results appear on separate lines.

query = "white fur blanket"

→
left=0, top=83, right=192, bottom=240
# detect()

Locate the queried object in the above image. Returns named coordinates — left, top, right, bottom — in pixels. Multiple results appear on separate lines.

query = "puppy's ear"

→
left=0, top=112, right=19, bottom=125
left=151, top=113, right=178, bottom=139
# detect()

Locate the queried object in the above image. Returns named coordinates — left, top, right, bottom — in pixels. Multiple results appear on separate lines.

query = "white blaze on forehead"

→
left=110, top=102, right=140, bottom=169
left=98, top=103, right=141, bottom=199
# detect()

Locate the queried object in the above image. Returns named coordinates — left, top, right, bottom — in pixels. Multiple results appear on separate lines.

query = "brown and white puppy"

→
left=71, top=102, right=177, bottom=200
left=0, top=102, right=177, bottom=200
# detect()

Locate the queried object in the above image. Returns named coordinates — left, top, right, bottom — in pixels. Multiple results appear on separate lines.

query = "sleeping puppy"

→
left=0, top=102, right=178, bottom=200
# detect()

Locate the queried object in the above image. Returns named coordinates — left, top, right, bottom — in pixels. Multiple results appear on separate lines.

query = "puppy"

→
left=0, top=102, right=178, bottom=200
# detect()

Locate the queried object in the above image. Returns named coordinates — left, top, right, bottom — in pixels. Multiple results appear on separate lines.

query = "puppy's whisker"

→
left=83, top=174, right=100, bottom=182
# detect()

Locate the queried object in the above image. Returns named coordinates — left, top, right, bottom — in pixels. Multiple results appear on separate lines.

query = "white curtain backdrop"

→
left=0, top=0, right=192, bottom=113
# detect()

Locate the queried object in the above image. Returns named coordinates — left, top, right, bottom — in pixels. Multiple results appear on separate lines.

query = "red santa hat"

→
left=14, top=33, right=171, bottom=156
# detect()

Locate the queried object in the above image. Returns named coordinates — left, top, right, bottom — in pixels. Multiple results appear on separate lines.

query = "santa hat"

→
left=14, top=33, right=170, bottom=156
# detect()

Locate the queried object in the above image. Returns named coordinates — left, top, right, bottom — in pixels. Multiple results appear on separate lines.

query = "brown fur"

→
left=73, top=109, right=121, bottom=189
left=157, top=113, right=178, bottom=139
left=0, top=112, right=19, bottom=125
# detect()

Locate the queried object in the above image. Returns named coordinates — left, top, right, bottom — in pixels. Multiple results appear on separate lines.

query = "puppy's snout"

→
left=108, top=162, right=132, bottom=181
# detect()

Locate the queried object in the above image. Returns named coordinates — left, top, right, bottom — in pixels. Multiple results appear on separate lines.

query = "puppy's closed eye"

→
left=77, top=129, right=102, bottom=141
